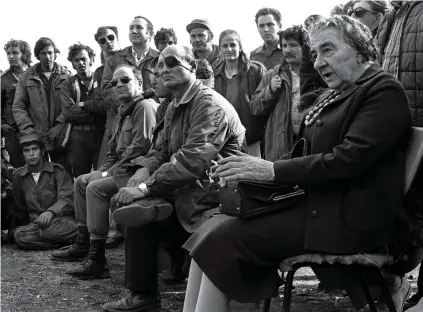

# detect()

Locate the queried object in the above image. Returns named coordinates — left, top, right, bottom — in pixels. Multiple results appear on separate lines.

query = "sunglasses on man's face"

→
left=162, top=56, right=192, bottom=71
left=111, top=76, right=132, bottom=87
left=348, top=7, right=377, bottom=18
left=98, top=34, right=116, bottom=45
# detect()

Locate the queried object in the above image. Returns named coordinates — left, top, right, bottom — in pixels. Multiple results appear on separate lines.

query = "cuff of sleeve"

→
left=47, top=208, right=58, bottom=216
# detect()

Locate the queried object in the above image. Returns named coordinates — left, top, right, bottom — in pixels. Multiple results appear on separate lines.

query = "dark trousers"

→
left=124, top=211, right=190, bottom=292
left=68, top=128, right=103, bottom=178
left=48, top=150, right=71, bottom=176
left=4, top=128, right=25, bottom=168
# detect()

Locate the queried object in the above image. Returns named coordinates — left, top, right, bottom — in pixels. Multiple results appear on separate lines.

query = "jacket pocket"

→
left=119, top=120, right=133, bottom=149
left=341, top=186, right=382, bottom=232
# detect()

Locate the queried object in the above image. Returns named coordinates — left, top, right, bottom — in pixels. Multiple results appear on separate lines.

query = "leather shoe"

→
left=113, top=198, right=173, bottom=228
left=102, top=291, right=160, bottom=312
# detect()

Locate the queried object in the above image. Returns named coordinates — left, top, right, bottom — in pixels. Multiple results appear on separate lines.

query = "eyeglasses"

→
left=347, top=7, right=377, bottom=18
left=163, top=56, right=192, bottom=71
left=98, top=34, right=116, bottom=45
left=110, top=76, right=132, bottom=87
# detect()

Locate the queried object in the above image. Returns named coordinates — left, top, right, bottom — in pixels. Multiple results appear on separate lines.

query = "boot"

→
left=66, top=239, right=110, bottom=280
left=51, top=226, right=89, bottom=261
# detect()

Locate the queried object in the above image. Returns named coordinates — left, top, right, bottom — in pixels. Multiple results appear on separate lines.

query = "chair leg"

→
left=263, top=299, right=271, bottom=312
left=282, top=270, right=295, bottom=312
left=375, top=270, right=397, bottom=312
left=360, top=269, right=378, bottom=312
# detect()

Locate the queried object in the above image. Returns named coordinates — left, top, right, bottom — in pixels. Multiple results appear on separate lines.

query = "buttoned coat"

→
left=274, top=64, right=411, bottom=253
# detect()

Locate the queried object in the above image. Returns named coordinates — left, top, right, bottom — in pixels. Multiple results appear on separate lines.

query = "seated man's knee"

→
left=75, top=175, right=88, bottom=191
left=86, top=179, right=103, bottom=196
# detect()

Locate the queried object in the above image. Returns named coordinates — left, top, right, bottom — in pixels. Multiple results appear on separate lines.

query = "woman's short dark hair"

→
left=255, top=7, right=282, bottom=28
left=133, top=16, right=154, bottom=37
left=279, top=25, right=307, bottom=47
left=308, top=15, right=380, bottom=62
left=34, top=37, right=60, bottom=60
left=67, top=43, right=96, bottom=63
left=154, top=28, right=177, bottom=48
left=94, top=26, right=119, bottom=42
left=4, top=39, right=32, bottom=66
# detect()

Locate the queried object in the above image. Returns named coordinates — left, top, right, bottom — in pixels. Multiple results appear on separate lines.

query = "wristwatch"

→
left=101, top=171, right=108, bottom=178
left=138, top=182, right=148, bottom=194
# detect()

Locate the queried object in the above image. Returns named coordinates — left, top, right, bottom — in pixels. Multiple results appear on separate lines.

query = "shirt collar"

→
left=173, top=80, right=198, bottom=107
left=131, top=46, right=149, bottom=64
left=18, top=161, right=54, bottom=177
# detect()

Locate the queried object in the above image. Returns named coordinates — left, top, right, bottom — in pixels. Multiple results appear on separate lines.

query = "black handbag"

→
left=218, top=138, right=308, bottom=219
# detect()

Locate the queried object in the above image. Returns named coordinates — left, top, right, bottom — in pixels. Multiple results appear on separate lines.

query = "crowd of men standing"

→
left=1, top=1, right=423, bottom=311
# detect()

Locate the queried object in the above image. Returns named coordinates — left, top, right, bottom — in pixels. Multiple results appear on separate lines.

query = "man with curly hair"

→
left=1, top=39, right=32, bottom=168
left=12, top=37, right=72, bottom=173
left=60, top=43, right=106, bottom=178
left=154, top=27, right=177, bottom=52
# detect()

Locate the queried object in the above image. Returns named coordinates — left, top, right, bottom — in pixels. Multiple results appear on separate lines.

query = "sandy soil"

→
left=1, top=243, right=419, bottom=312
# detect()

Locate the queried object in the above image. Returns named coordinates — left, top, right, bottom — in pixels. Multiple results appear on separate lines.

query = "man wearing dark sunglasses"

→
left=92, top=26, right=126, bottom=250
left=102, top=16, right=159, bottom=121
left=348, top=1, right=387, bottom=36
left=52, top=65, right=158, bottom=281
left=101, top=45, right=245, bottom=312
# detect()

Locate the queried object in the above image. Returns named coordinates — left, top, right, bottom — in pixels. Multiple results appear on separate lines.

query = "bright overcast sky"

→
left=0, top=0, right=343, bottom=73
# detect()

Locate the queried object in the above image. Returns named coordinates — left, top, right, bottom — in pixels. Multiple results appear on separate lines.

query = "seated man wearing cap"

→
left=12, top=132, right=77, bottom=250
left=186, top=19, right=223, bottom=70
left=101, top=45, right=245, bottom=312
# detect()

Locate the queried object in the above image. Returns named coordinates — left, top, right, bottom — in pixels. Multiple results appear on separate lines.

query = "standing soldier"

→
left=1, top=39, right=32, bottom=168
left=60, top=43, right=106, bottom=178
left=250, top=8, right=283, bottom=70
left=12, top=37, right=72, bottom=172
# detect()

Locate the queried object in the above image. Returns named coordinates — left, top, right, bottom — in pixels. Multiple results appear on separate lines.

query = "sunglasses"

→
left=163, top=56, right=192, bottom=71
left=347, top=7, right=377, bottom=18
left=98, top=34, right=116, bottom=45
left=111, top=76, right=132, bottom=87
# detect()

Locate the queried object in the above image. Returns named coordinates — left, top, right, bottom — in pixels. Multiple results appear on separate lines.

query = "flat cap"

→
left=186, top=19, right=211, bottom=33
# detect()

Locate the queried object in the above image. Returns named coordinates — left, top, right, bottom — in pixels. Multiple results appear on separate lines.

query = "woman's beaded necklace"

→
left=304, top=90, right=341, bottom=127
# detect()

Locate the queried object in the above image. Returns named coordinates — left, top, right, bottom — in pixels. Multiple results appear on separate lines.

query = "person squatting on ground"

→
left=51, top=64, right=158, bottom=280
left=60, top=43, right=106, bottom=178
left=12, top=132, right=77, bottom=250
left=100, top=44, right=246, bottom=312
left=181, top=15, right=415, bottom=312
left=1, top=39, right=32, bottom=168
left=12, top=37, right=72, bottom=173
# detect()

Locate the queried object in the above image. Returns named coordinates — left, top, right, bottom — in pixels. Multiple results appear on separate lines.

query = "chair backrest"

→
left=404, top=127, right=423, bottom=195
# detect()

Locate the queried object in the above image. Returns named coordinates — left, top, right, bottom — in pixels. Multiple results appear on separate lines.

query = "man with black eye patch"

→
left=101, top=45, right=245, bottom=312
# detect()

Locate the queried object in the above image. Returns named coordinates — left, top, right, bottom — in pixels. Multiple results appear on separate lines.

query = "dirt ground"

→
left=1, top=243, right=419, bottom=312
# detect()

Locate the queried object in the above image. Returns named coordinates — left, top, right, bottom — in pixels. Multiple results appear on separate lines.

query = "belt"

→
left=72, top=124, right=98, bottom=131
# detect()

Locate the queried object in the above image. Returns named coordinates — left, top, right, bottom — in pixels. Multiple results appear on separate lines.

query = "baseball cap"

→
left=186, top=19, right=212, bottom=33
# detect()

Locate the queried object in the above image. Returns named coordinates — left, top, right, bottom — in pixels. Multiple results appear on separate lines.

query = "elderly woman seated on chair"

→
left=181, top=15, right=414, bottom=312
